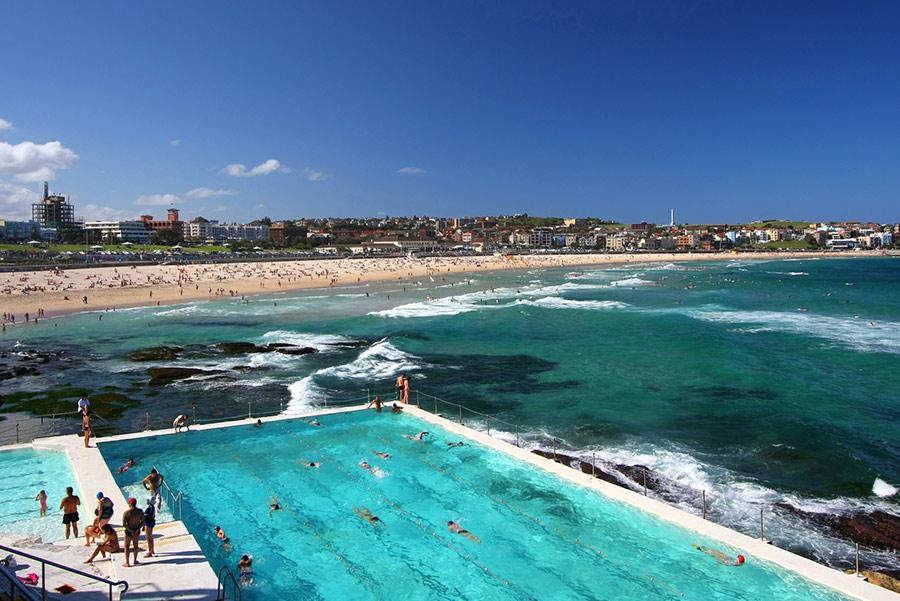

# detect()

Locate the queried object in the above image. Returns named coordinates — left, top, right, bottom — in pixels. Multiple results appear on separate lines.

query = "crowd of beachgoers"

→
left=0, top=250, right=845, bottom=323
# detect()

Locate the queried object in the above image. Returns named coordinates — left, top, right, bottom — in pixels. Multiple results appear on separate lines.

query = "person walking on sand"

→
left=143, top=499, right=156, bottom=558
left=122, top=498, right=145, bottom=567
left=142, top=468, right=164, bottom=510
left=60, top=487, right=81, bottom=539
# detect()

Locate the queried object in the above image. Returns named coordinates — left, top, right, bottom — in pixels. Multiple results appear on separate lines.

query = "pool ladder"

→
left=216, top=565, right=242, bottom=600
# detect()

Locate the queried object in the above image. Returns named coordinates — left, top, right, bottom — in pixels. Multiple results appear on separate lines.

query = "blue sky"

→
left=1, top=1, right=899, bottom=223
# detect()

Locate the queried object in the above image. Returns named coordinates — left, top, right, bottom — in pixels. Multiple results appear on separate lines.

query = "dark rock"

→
left=265, top=343, right=293, bottom=349
left=128, top=346, right=183, bottom=361
left=775, top=503, right=900, bottom=551
left=273, top=346, right=317, bottom=356
left=215, top=342, right=267, bottom=355
left=148, top=367, right=224, bottom=386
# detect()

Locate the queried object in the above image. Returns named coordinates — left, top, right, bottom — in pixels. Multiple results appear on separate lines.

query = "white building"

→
left=83, top=220, right=151, bottom=243
left=528, top=227, right=554, bottom=247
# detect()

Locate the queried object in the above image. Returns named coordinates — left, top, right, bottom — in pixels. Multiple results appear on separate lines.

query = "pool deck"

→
left=2, top=402, right=897, bottom=601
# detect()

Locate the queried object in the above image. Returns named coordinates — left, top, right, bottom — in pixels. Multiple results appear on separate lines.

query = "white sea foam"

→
left=258, top=330, right=355, bottom=351
left=873, top=478, right=898, bottom=498
left=285, top=339, right=423, bottom=413
left=153, top=305, right=201, bottom=317
left=680, top=305, right=900, bottom=354
left=515, top=297, right=630, bottom=311
left=319, top=339, right=422, bottom=380
left=610, top=277, right=653, bottom=287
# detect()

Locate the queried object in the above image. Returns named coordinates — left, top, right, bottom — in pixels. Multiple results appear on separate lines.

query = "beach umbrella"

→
left=27, top=240, right=41, bottom=245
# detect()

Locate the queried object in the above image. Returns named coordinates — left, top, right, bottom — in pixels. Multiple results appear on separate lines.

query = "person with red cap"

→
left=122, top=498, right=145, bottom=567
left=692, top=544, right=746, bottom=567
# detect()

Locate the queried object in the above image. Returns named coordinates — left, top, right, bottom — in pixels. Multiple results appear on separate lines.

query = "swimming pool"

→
left=0, top=448, right=80, bottom=542
left=101, top=411, right=850, bottom=600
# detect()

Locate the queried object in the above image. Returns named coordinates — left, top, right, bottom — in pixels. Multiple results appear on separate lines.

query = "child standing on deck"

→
left=35, top=490, right=47, bottom=516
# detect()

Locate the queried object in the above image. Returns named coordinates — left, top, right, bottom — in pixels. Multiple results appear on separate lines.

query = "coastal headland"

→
left=0, top=250, right=881, bottom=319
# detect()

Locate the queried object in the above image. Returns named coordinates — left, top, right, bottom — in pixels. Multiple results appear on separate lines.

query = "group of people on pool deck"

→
left=79, top=466, right=164, bottom=567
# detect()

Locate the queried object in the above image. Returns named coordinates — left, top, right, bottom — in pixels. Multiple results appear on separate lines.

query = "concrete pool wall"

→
left=3, top=402, right=896, bottom=601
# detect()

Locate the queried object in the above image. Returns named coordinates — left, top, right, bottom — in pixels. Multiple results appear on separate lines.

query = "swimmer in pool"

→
left=359, top=460, right=372, bottom=470
left=373, top=451, right=391, bottom=460
left=355, top=507, right=383, bottom=526
left=117, top=458, right=136, bottom=473
left=391, top=403, right=403, bottom=414
left=448, top=521, right=481, bottom=543
left=214, top=526, right=232, bottom=551
left=238, top=554, right=253, bottom=586
left=692, top=544, right=745, bottom=566
left=268, top=497, right=282, bottom=517
left=446, top=441, right=465, bottom=448
left=405, top=431, right=429, bottom=441
left=304, top=461, right=320, bottom=468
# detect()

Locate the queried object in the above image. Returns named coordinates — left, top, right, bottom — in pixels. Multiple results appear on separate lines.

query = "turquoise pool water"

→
left=101, top=411, right=849, bottom=600
left=0, top=448, right=80, bottom=542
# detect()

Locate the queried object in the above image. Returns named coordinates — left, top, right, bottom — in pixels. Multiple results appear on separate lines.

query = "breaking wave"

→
left=514, top=298, right=630, bottom=311
left=680, top=305, right=900, bottom=354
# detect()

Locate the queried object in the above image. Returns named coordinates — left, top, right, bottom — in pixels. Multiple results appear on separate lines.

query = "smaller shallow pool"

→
left=0, top=448, right=80, bottom=542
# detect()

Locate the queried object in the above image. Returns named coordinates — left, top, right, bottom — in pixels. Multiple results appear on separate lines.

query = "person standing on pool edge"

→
left=121, top=498, right=145, bottom=567
left=143, top=498, right=156, bottom=558
left=60, top=487, right=81, bottom=539
left=401, top=374, right=411, bottom=404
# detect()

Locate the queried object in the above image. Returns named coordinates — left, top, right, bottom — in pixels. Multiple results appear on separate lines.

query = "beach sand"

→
left=0, top=251, right=862, bottom=321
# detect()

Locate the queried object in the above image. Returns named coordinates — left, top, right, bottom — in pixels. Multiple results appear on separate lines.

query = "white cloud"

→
left=254, top=203, right=265, bottom=209
left=185, top=187, right=236, bottom=198
left=0, top=140, right=79, bottom=182
left=80, top=204, right=133, bottom=221
left=220, top=159, right=282, bottom=177
left=0, top=118, right=12, bottom=131
left=397, top=166, right=426, bottom=175
left=0, top=180, right=36, bottom=220
left=134, top=193, right=181, bottom=206
left=302, top=167, right=329, bottom=182
left=169, top=139, right=182, bottom=147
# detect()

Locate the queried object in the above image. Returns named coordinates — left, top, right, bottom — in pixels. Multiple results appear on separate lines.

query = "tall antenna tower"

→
left=670, top=208, right=675, bottom=227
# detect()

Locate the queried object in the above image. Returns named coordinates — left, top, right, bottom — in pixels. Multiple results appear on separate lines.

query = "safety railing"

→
left=216, top=565, right=242, bottom=601
left=0, top=543, right=128, bottom=601
left=152, top=465, right=184, bottom=522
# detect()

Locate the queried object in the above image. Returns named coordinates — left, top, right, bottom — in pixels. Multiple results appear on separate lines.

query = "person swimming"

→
left=238, top=554, right=253, bottom=586
left=268, top=498, right=282, bottom=517
left=446, top=441, right=465, bottom=448
left=692, top=544, right=745, bottom=566
left=405, top=431, right=429, bottom=441
left=117, top=458, right=136, bottom=473
left=355, top=507, right=383, bottom=526
left=304, top=461, right=320, bottom=468
left=448, top=521, right=481, bottom=543
left=373, top=451, right=391, bottom=460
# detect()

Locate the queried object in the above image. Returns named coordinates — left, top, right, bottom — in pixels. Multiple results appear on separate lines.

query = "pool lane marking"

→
left=285, top=429, right=529, bottom=599
left=225, top=446, right=386, bottom=600
left=375, top=433, right=688, bottom=600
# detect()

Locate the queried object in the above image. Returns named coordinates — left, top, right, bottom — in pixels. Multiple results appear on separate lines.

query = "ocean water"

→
left=100, top=411, right=849, bottom=601
left=0, top=448, right=80, bottom=542
left=3, top=257, right=899, bottom=572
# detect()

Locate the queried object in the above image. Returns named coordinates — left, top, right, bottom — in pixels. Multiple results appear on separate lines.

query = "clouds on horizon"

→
left=221, top=158, right=283, bottom=177
left=0, top=140, right=79, bottom=182
left=0, top=118, right=12, bottom=131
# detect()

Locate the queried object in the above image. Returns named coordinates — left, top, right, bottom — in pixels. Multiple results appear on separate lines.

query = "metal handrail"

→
left=216, top=565, right=242, bottom=601
left=151, top=465, right=183, bottom=521
left=0, top=543, right=128, bottom=601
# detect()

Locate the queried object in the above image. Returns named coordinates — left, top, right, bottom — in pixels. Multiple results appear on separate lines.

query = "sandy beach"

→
left=0, top=251, right=867, bottom=321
